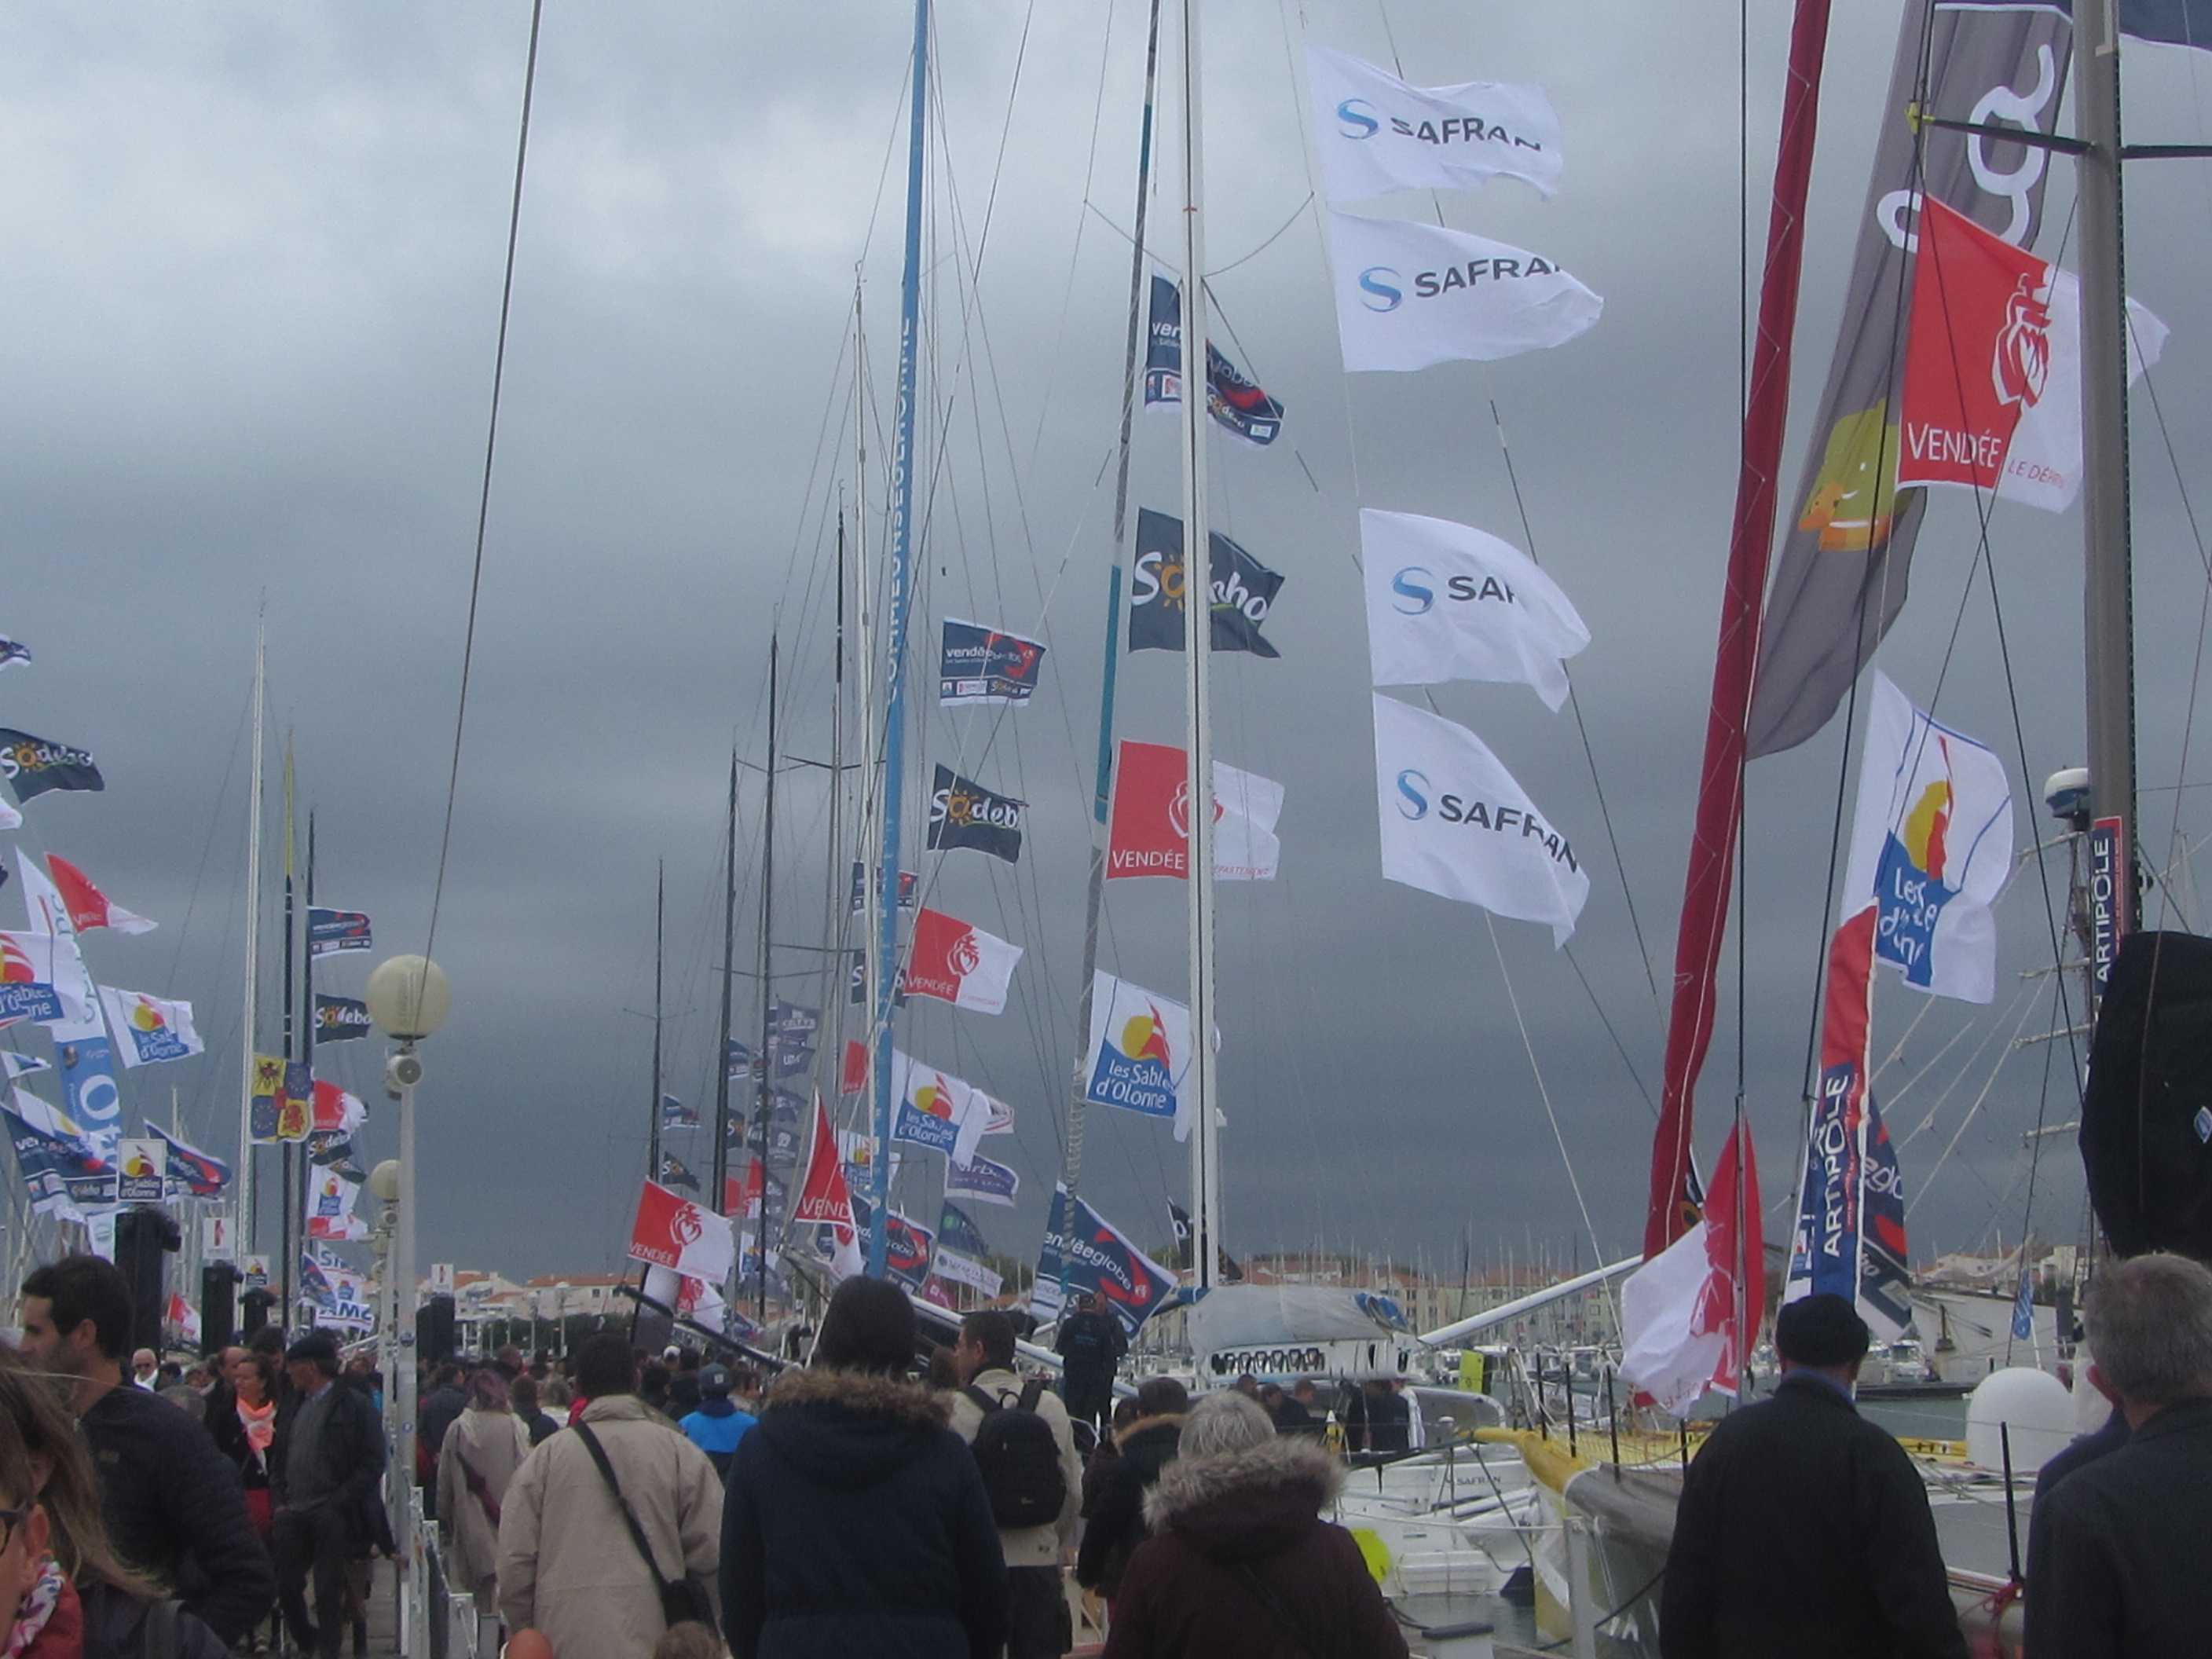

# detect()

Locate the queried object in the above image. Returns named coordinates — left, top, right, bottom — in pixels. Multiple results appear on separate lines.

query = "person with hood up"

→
left=1075, top=1377, right=1186, bottom=1606
left=436, top=1368, right=530, bottom=1619
left=1102, top=1392, right=1408, bottom=1659
left=719, top=1276, right=1007, bottom=1659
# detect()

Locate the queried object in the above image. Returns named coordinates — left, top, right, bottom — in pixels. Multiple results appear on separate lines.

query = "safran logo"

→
left=1391, top=568, right=1434, bottom=614
left=1394, top=769, right=1430, bottom=819
left=1358, top=267, right=1403, bottom=312
left=1336, top=97, right=1380, bottom=139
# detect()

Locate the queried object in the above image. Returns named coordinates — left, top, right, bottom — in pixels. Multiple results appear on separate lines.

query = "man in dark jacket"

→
left=1076, top=1375, right=1187, bottom=1603
left=2026, top=1251, right=2212, bottom=1657
left=720, top=1276, right=1008, bottom=1659
left=17, top=1254, right=276, bottom=1645
left=1661, top=1294, right=1965, bottom=1659
left=416, top=1362, right=467, bottom=1489
left=1054, top=1293, right=1127, bottom=1430
left=273, top=1331, right=386, bottom=1659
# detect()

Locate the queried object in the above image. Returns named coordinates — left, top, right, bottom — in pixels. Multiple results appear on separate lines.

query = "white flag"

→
left=1328, top=211, right=1601, bottom=372
left=1362, top=510, right=1590, bottom=709
left=1306, top=45, right=1562, bottom=202
left=889, top=1049, right=998, bottom=1166
left=97, top=987, right=204, bottom=1068
left=1210, top=761, right=1284, bottom=881
left=305, top=1166, right=370, bottom=1242
left=1083, top=971, right=1197, bottom=1141
left=1841, top=673, right=2014, bottom=1003
left=1373, top=694, right=1589, bottom=944
left=15, top=855, right=102, bottom=1041
left=1996, top=276, right=2166, bottom=513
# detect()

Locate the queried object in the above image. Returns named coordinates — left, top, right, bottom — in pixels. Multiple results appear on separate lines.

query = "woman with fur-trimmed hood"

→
left=718, top=1278, right=1008, bottom=1659
left=1101, top=1392, right=1408, bottom=1659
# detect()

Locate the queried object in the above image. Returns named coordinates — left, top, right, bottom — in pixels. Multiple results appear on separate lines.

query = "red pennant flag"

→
left=792, top=1094, right=862, bottom=1278
left=45, top=855, right=156, bottom=935
left=840, top=1039, right=869, bottom=1096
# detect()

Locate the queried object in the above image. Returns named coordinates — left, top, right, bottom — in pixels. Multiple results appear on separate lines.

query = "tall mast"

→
left=1177, top=0, right=1221, bottom=1290
left=871, top=0, right=930, bottom=1279
left=712, top=757, right=738, bottom=1210
left=2077, top=0, right=2136, bottom=940
left=279, top=738, right=296, bottom=1322
left=652, top=860, right=667, bottom=1184
left=237, top=616, right=266, bottom=1251
left=756, top=638, right=780, bottom=1316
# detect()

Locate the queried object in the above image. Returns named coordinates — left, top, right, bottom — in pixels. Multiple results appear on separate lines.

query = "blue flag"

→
left=1033, top=1185, right=1177, bottom=1338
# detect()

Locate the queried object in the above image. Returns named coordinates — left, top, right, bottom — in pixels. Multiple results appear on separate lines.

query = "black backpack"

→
left=965, top=1377, right=1068, bottom=1529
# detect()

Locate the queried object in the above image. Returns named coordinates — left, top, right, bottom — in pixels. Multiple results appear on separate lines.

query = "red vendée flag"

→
left=1108, top=740, right=1189, bottom=878
left=45, top=855, right=156, bottom=935
left=904, top=907, right=1022, bottom=1015
left=627, top=1179, right=736, bottom=1283
left=840, top=1040, right=869, bottom=1096
left=792, top=1094, right=862, bottom=1279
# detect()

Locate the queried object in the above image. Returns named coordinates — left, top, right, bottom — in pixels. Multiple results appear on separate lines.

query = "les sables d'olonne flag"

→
left=889, top=1049, right=997, bottom=1167
left=1361, top=510, right=1589, bottom=710
left=306, top=1166, right=369, bottom=1242
left=1374, top=694, right=1588, bottom=945
left=0, top=932, right=72, bottom=1027
left=628, top=1177, right=738, bottom=1283
left=0, top=731, right=104, bottom=804
left=1843, top=672, right=2013, bottom=1004
left=1305, top=45, right=1562, bottom=202
left=1107, top=739, right=1282, bottom=882
left=95, top=988, right=203, bottom=1068
left=1898, top=196, right=2165, bottom=514
left=1328, top=211, right=1599, bottom=372
left=903, top=907, right=1021, bottom=1016
left=45, top=855, right=155, bottom=935
left=928, top=765, right=1024, bottom=863
left=1620, top=1118, right=1763, bottom=1415
left=1083, top=970, right=1196, bottom=1142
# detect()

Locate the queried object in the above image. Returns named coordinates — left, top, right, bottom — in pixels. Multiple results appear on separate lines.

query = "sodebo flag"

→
left=1107, top=739, right=1284, bottom=881
left=1362, top=510, right=1590, bottom=709
left=1374, top=694, right=1588, bottom=945
left=1306, top=45, right=1562, bottom=202
left=1329, top=211, right=1600, bottom=372
left=1899, top=196, right=2165, bottom=513
left=904, top=907, right=1022, bottom=1015
left=628, top=1177, right=738, bottom=1284
left=1084, top=971, right=1196, bottom=1141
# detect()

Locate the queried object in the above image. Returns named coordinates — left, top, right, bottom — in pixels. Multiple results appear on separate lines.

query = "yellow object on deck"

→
left=1473, top=1426, right=1593, bottom=1493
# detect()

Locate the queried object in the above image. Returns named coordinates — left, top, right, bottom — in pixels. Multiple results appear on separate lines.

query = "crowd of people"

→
left=9, top=1248, right=2208, bottom=1658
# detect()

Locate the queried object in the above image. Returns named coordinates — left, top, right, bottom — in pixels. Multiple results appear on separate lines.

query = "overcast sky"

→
left=5, top=1, right=2211, bottom=1297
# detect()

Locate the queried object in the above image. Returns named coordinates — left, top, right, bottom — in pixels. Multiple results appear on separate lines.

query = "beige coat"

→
left=496, top=1394, right=723, bottom=1659
left=436, top=1406, right=531, bottom=1599
left=944, top=1365, right=1084, bottom=1568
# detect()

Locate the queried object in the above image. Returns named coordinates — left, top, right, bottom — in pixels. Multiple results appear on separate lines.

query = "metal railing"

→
left=390, top=1473, right=491, bottom=1659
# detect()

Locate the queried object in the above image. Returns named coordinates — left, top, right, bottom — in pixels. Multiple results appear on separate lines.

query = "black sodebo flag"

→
left=1130, top=509, right=1284, bottom=657
left=928, top=765, right=1025, bottom=863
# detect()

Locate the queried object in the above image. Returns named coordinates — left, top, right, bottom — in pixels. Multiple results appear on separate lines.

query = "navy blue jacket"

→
left=720, top=1367, right=1007, bottom=1659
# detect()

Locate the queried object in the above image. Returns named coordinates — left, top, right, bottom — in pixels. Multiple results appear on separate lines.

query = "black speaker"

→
left=417, top=1295, right=456, bottom=1362
left=2083, top=931, right=2212, bottom=1258
left=112, top=1207, right=181, bottom=1355
left=240, top=1288, right=276, bottom=1341
left=200, top=1263, right=243, bottom=1357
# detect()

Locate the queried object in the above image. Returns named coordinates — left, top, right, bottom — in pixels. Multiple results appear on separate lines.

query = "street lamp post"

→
left=364, top=954, right=449, bottom=1659
left=555, top=1283, right=571, bottom=1357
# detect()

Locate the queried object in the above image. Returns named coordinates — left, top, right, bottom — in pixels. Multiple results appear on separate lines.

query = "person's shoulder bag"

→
left=571, top=1420, right=716, bottom=1632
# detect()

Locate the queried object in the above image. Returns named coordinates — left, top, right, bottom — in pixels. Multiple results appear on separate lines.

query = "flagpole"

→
left=238, top=615, right=266, bottom=1254
left=1177, top=0, right=1222, bottom=1291
left=872, top=0, right=929, bottom=1280
left=280, top=738, right=297, bottom=1325
left=1058, top=568, right=1122, bottom=1274
left=653, top=859, right=668, bottom=1188
left=756, top=637, right=780, bottom=1318
left=712, top=757, right=738, bottom=1212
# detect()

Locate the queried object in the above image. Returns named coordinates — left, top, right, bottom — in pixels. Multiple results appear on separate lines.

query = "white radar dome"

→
left=1965, top=1367, right=2077, bottom=1474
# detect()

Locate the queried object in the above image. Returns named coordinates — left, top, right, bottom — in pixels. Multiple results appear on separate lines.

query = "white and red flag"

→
left=1106, top=739, right=1283, bottom=881
left=792, top=1093, right=863, bottom=1280
left=310, top=1079, right=367, bottom=1135
left=904, top=907, right=1021, bottom=1015
left=1619, top=1119, right=1763, bottom=1415
left=45, top=855, right=156, bottom=935
left=627, top=1178, right=737, bottom=1284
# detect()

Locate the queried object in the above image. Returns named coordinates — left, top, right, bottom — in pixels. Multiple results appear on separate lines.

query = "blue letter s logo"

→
left=1358, top=267, right=1402, bottom=313
left=1390, top=567, right=1434, bottom=615
left=1395, top=769, right=1430, bottom=820
left=1336, top=98, right=1380, bottom=140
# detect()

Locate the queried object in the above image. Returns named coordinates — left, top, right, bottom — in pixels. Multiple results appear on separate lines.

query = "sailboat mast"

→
left=280, top=741, right=296, bottom=1323
left=756, top=639, right=780, bottom=1315
left=713, top=759, right=738, bottom=1210
left=1177, top=0, right=1221, bottom=1291
left=2076, top=0, right=2136, bottom=938
left=652, top=860, right=667, bottom=1184
left=237, top=617, right=266, bottom=1251
left=871, top=0, right=930, bottom=1280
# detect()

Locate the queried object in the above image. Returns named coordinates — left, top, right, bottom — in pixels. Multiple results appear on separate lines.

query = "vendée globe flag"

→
left=1361, top=511, right=1589, bottom=710
left=1108, top=740, right=1284, bottom=882
left=1373, top=694, right=1588, bottom=945
left=1328, top=211, right=1600, bottom=372
left=44, top=856, right=155, bottom=935
left=903, top=907, right=1022, bottom=1016
left=1305, top=45, right=1562, bottom=201
left=628, top=1177, right=738, bottom=1284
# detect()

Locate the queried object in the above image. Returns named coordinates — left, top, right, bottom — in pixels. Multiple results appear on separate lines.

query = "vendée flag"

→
left=1107, top=740, right=1283, bottom=882
left=792, top=1095, right=862, bottom=1280
left=946, top=1152, right=1020, bottom=1208
left=1141, top=276, right=1287, bottom=447
left=904, top=908, right=1022, bottom=1015
left=1083, top=971, right=1196, bottom=1141
left=1305, top=45, right=1562, bottom=201
left=96, top=989, right=203, bottom=1068
left=44, top=856, right=155, bottom=935
left=1373, top=694, right=1588, bottom=945
left=1031, top=1185, right=1178, bottom=1336
left=628, top=1178, right=738, bottom=1283
left=1361, top=510, right=1590, bottom=710
left=939, top=620, right=1047, bottom=707
left=307, top=909, right=372, bottom=958
left=1328, top=211, right=1600, bottom=372
left=1842, top=673, right=2013, bottom=1003
left=1620, top=1119, right=1763, bottom=1415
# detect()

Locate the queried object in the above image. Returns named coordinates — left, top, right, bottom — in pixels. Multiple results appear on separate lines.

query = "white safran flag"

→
left=1373, top=694, right=1589, bottom=945
left=1328, top=211, right=1601, bottom=372
left=1362, top=510, right=1590, bottom=709
left=1306, top=45, right=1562, bottom=202
left=1083, top=971, right=1197, bottom=1141
left=1841, top=673, right=2014, bottom=1003
left=96, top=987, right=203, bottom=1068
